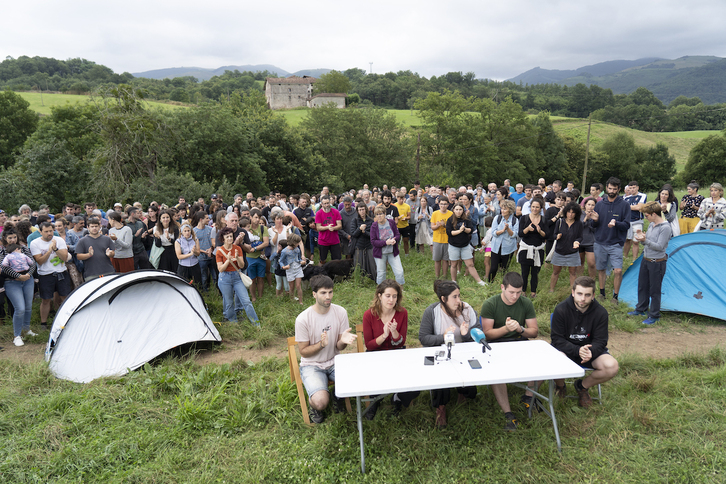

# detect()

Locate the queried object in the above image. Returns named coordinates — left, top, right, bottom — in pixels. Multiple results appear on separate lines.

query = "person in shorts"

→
left=30, top=222, right=72, bottom=329
left=294, top=275, right=357, bottom=423
left=551, top=276, right=619, bottom=408
left=591, top=177, right=631, bottom=304
left=623, top=181, right=647, bottom=260
left=430, top=199, right=452, bottom=278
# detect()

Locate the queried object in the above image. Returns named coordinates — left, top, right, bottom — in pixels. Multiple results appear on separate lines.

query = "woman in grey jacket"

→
left=418, top=279, right=481, bottom=428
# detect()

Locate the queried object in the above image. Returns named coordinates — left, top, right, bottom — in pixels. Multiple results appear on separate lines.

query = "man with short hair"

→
left=545, top=180, right=563, bottom=204
left=510, top=183, right=526, bottom=205
left=338, top=196, right=357, bottom=260
left=430, top=199, right=452, bottom=278
left=551, top=276, right=619, bottom=407
left=315, top=195, right=342, bottom=264
left=591, top=177, right=631, bottom=304
left=380, top=190, right=399, bottom=224
left=228, top=194, right=245, bottom=212
left=480, top=272, right=539, bottom=430
left=516, top=184, right=534, bottom=217
left=30, top=222, right=72, bottom=329
left=504, top=179, right=515, bottom=195
left=623, top=181, right=647, bottom=260
left=294, top=275, right=357, bottom=423
left=75, top=218, right=116, bottom=280
left=581, top=183, right=603, bottom=207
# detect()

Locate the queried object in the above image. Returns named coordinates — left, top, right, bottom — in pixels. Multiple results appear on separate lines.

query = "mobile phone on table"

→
left=424, top=356, right=435, bottom=366
left=468, top=359, right=482, bottom=369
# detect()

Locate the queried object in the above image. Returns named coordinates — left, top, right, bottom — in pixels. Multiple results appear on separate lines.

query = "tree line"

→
left=6, top=85, right=713, bottom=216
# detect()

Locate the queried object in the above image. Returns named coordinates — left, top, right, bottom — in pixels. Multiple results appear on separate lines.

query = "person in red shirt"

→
left=361, top=280, right=419, bottom=419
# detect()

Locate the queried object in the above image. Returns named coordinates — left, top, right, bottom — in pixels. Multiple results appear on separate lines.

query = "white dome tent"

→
left=45, top=270, right=221, bottom=383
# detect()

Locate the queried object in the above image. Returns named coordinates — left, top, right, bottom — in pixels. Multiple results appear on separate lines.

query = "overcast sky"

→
left=3, top=0, right=725, bottom=80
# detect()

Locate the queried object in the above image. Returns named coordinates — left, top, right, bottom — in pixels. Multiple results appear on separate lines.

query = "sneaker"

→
left=477, top=280, right=488, bottom=287
left=597, top=294, right=606, bottom=302
left=520, top=394, right=540, bottom=413
left=610, top=297, right=619, bottom=305
left=435, top=405, right=447, bottom=428
left=14, top=336, right=24, bottom=347
left=25, top=329, right=38, bottom=337
left=309, top=407, right=325, bottom=424
left=555, top=384, right=567, bottom=399
left=41, top=324, right=49, bottom=331
left=575, top=379, right=593, bottom=408
left=504, top=412, right=518, bottom=431
left=627, top=310, right=646, bottom=317
left=642, top=317, right=659, bottom=325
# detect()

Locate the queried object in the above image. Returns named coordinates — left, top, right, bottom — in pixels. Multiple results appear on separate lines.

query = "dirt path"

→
left=4, top=326, right=726, bottom=367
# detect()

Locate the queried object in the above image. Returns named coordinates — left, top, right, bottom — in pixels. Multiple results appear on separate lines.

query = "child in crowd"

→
left=1, top=244, right=34, bottom=273
left=280, top=233, right=306, bottom=304
left=271, top=239, right=290, bottom=297
left=480, top=216, right=494, bottom=282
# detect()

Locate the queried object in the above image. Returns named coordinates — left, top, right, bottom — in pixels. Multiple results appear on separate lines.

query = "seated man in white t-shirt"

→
left=295, top=275, right=357, bottom=423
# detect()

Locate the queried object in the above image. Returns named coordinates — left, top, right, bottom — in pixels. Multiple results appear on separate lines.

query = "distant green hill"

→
left=509, top=56, right=726, bottom=104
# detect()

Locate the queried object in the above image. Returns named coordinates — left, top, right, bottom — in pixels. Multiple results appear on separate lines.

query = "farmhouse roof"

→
left=266, top=76, right=317, bottom=84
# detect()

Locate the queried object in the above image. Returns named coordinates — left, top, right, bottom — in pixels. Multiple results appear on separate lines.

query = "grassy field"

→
left=15, top=92, right=190, bottom=115
left=551, top=118, right=717, bottom=170
left=1, top=243, right=724, bottom=482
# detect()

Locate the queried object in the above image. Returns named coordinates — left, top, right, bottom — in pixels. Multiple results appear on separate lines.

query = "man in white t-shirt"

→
left=30, top=222, right=71, bottom=329
left=294, top=275, right=357, bottom=423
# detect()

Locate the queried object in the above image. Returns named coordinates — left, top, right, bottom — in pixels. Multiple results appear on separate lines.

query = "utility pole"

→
left=415, top=132, right=421, bottom=182
left=369, top=62, right=373, bottom=74
left=581, top=114, right=592, bottom=194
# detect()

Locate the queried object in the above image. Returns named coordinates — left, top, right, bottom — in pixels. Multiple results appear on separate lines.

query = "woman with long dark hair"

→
left=361, top=280, right=419, bottom=419
left=216, top=227, right=259, bottom=325
left=419, top=279, right=480, bottom=428
left=517, top=197, right=547, bottom=298
left=658, top=185, right=678, bottom=237
left=153, top=210, right=179, bottom=273
left=549, top=202, right=583, bottom=291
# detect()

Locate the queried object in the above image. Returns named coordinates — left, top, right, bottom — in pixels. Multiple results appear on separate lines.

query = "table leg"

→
left=547, top=380, right=562, bottom=453
left=356, top=396, right=366, bottom=474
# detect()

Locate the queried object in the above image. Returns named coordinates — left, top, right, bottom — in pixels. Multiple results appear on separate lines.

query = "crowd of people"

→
left=1, top=178, right=723, bottom=351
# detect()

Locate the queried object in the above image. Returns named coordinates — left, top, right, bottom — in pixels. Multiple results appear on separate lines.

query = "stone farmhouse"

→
left=264, top=76, right=346, bottom=110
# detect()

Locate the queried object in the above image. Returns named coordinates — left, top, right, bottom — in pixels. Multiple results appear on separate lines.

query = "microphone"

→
left=470, top=328, right=492, bottom=352
left=444, top=332, right=455, bottom=359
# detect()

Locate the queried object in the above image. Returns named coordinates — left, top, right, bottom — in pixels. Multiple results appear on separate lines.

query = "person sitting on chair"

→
left=551, top=276, right=619, bottom=408
left=295, top=275, right=357, bottom=424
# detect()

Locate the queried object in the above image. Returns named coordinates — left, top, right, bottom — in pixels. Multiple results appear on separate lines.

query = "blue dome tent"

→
left=620, top=229, right=726, bottom=321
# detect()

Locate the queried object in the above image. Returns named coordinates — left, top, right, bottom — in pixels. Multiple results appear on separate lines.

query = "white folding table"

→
left=335, top=340, right=585, bottom=473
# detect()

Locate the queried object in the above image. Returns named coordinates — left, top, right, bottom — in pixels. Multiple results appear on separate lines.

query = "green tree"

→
left=314, top=70, right=351, bottom=94
left=637, top=143, right=676, bottom=191
left=0, top=90, right=39, bottom=168
left=680, top=133, right=726, bottom=186
left=597, top=132, right=638, bottom=182
left=533, top=112, right=570, bottom=183
left=300, top=105, right=412, bottom=190
left=88, top=84, right=176, bottom=206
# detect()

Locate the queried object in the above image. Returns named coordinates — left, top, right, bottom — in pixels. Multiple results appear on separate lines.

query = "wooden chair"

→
left=288, top=335, right=354, bottom=426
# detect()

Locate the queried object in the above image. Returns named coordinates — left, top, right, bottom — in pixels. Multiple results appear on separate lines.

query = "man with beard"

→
left=294, top=275, right=357, bottom=423
left=591, top=177, right=631, bottom=304
left=380, top=190, right=399, bottom=224
left=550, top=276, right=619, bottom=408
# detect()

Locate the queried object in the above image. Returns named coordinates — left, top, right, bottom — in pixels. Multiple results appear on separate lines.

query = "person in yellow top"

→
left=430, top=198, right=453, bottom=278
left=394, top=191, right=412, bottom=255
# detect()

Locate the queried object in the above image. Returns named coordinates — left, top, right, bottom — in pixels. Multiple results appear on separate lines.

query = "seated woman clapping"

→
left=418, top=279, right=481, bottom=429
left=361, top=280, right=419, bottom=420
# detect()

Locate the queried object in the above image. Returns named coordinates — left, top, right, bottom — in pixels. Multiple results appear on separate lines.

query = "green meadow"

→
left=15, top=91, right=190, bottom=115
left=2, top=246, right=725, bottom=482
